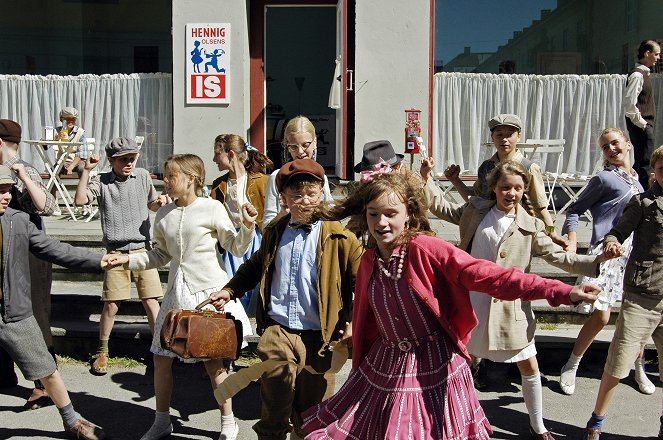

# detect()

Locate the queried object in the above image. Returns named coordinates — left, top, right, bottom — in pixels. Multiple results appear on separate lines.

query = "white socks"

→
left=140, top=411, right=173, bottom=440
left=219, top=413, right=239, bottom=440
left=635, top=357, right=656, bottom=395
left=522, top=373, right=547, bottom=434
left=560, top=353, right=582, bottom=395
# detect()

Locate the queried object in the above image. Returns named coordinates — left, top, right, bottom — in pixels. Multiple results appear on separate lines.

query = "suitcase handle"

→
left=195, top=298, right=214, bottom=311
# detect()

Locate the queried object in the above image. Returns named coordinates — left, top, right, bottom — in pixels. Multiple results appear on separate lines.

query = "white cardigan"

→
left=128, top=197, right=254, bottom=294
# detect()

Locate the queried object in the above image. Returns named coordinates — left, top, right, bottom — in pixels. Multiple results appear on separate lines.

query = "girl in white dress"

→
left=108, top=154, right=256, bottom=440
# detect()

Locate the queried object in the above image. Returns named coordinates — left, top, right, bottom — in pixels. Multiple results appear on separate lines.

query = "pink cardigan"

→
left=351, top=234, right=574, bottom=369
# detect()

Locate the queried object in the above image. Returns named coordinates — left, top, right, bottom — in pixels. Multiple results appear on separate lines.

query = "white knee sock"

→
left=219, top=413, right=238, bottom=440
left=522, top=373, right=547, bottom=434
left=566, top=353, right=582, bottom=370
left=635, top=356, right=656, bottom=394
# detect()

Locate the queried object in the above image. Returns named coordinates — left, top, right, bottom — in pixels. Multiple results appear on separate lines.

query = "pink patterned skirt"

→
left=301, top=331, right=491, bottom=439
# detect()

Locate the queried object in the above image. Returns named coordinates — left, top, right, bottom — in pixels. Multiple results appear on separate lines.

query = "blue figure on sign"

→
left=191, top=40, right=204, bottom=73
left=204, top=48, right=226, bottom=73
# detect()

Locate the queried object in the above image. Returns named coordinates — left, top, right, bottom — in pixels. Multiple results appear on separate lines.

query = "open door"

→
left=249, top=0, right=354, bottom=178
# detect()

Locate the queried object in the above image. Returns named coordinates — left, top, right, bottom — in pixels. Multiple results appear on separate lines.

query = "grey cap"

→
left=0, top=166, right=15, bottom=185
left=59, top=107, right=79, bottom=119
left=488, top=113, right=522, bottom=132
left=105, top=137, right=140, bottom=157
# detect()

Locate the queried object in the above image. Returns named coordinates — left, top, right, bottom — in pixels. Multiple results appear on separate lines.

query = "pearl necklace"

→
left=378, top=242, right=408, bottom=280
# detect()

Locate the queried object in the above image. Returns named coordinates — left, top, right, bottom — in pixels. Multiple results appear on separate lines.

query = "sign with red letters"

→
left=186, top=23, right=231, bottom=104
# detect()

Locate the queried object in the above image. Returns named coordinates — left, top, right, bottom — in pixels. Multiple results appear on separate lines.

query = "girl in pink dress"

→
left=301, top=170, right=599, bottom=439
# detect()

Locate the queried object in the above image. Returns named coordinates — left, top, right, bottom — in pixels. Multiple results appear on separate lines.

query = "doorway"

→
left=250, top=0, right=353, bottom=178
left=264, top=6, right=336, bottom=172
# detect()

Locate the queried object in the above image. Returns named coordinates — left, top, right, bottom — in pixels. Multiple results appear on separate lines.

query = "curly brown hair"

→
left=318, top=170, right=433, bottom=248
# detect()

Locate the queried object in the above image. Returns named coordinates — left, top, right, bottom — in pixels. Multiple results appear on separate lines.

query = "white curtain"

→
left=0, top=73, right=173, bottom=175
left=432, top=72, right=663, bottom=176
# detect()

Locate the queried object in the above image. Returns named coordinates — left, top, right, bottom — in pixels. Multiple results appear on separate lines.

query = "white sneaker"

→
left=140, top=421, right=173, bottom=440
left=218, top=421, right=239, bottom=440
left=559, top=363, right=577, bottom=395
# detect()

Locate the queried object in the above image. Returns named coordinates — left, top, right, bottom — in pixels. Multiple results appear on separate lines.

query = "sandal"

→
left=90, top=353, right=109, bottom=376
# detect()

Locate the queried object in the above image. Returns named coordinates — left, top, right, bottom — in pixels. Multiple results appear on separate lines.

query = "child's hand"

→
left=338, top=321, right=352, bottom=348
left=569, top=283, right=600, bottom=304
left=603, top=242, right=624, bottom=259
left=241, top=202, right=258, bottom=227
left=208, top=290, right=232, bottom=311
left=101, top=253, right=128, bottom=269
left=84, top=155, right=100, bottom=171
left=420, top=157, right=435, bottom=181
left=10, top=163, right=27, bottom=182
left=154, top=194, right=172, bottom=208
left=444, top=164, right=461, bottom=181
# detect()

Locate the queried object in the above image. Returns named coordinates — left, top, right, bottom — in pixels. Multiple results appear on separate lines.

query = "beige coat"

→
left=424, top=179, right=600, bottom=350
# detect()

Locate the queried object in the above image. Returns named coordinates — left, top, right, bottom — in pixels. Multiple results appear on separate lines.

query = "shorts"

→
left=604, top=291, right=663, bottom=379
left=0, top=315, right=57, bottom=381
left=103, top=249, right=163, bottom=301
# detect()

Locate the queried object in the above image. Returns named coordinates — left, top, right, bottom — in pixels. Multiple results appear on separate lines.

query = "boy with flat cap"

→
left=0, top=165, right=111, bottom=439
left=74, top=137, right=169, bottom=375
left=210, top=158, right=362, bottom=440
left=0, top=118, right=60, bottom=409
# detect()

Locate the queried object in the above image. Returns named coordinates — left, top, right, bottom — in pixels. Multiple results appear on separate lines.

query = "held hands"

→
left=208, top=290, right=232, bottom=311
left=241, top=202, right=258, bottom=227
left=420, top=157, right=435, bottom=181
left=569, top=282, right=600, bottom=305
left=603, top=242, right=624, bottom=259
left=101, top=253, right=129, bottom=270
left=84, top=155, right=100, bottom=171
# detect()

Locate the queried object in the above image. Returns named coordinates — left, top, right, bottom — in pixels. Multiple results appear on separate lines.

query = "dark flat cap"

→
left=276, top=159, right=325, bottom=192
left=0, top=119, right=22, bottom=144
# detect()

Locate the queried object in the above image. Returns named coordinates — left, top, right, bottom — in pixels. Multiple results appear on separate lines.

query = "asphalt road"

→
left=0, top=348, right=659, bottom=439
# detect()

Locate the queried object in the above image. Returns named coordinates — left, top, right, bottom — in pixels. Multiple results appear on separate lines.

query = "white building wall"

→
left=354, top=1, right=432, bottom=171
left=172, top=0, right=250, bottom=183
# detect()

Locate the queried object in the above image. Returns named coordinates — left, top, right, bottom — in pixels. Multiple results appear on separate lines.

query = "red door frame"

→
left=248, top=0, right=338, bottom=153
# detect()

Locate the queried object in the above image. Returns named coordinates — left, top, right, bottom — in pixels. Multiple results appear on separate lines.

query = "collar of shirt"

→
left=109, top=170, right=137, bottom=182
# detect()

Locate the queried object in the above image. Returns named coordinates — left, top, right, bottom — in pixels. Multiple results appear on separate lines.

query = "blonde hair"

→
left=164, top=154, right=206, bottom=196
left=486, top=160, right=530, bottom=191
left=318, top=170, right=433, bottom=248
left=281, top=116, right=316, bottom=162
left=598, top=128, right=629, bottom=167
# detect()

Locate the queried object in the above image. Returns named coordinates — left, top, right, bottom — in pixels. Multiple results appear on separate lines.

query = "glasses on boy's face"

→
left=286, top=190, right=322, bottom=204
left=286, top=141, right=315, bottom=153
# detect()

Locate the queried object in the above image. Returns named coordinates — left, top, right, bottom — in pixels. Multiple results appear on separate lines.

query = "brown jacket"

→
left=211, top=171, right=269, bottom=231
left=424, top=184, right=600, bottom=350
left=223, top=215, right=363, bottom=351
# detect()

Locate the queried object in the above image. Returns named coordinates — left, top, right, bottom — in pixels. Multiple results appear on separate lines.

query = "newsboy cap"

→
left=59, top=107, right=79, bottom=119
left=0, top=119, right=22, bottom=144
left=105, top=137, right=140, bottom=157
left=0, top=166, right=15, bottom=185
left=488, top=113, right=522, bottom=132
left=276, top=159, right=325, bottom=192
left=354, top=140, right=404, bottom=173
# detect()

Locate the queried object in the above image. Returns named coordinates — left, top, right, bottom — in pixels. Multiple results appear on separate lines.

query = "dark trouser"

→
left=0, top=254, right=54, bottom=389
left=626, top=118, right=656, bottom=190
left=254, top=323, right=335, bottom=440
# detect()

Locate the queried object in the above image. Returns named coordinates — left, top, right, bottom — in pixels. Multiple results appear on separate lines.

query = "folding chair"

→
left=81, top=137, right=101, bottom=222
left=556, top=159, right=604, bottom=217
left=520, top=139, right=565, bottom=214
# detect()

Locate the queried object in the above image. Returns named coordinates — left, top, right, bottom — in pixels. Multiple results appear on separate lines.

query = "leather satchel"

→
left=160, top=298, right=242, bottom=360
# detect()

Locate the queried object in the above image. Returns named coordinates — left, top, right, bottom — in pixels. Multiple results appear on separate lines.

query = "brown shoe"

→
left=581, top=427, right=601, bottom=440
left=23, top=387, right=52, bottom=410
left=89, top=353, right=108, bottom=376
left=529, top=425, right=555, bottom=440
left=65, top=418, right=106, bottom=440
